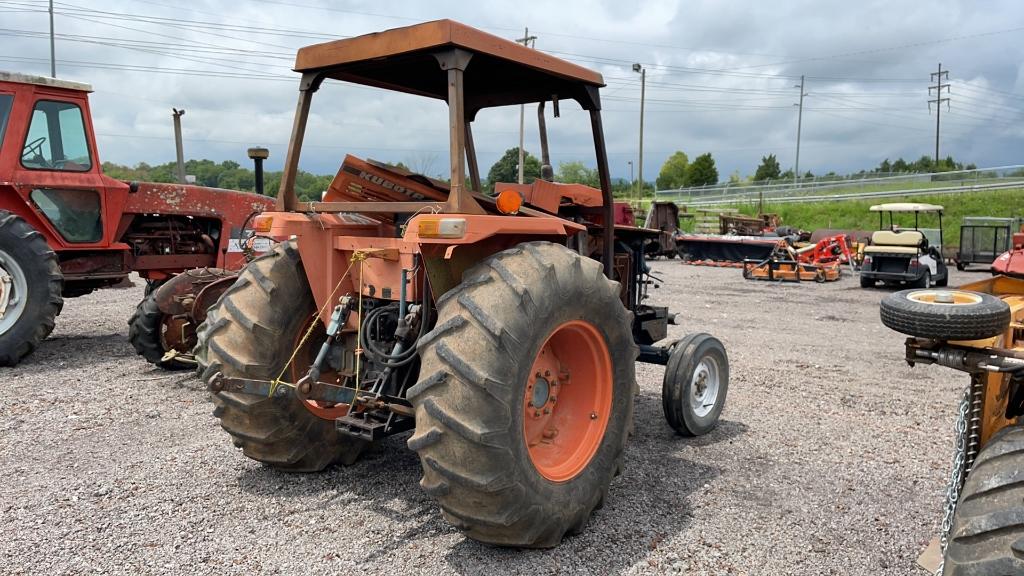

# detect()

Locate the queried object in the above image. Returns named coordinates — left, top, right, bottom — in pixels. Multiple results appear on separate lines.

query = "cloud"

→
left=1, top=0, right=1021, bottom=184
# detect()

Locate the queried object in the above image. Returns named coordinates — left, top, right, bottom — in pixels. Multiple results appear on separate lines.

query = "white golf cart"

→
left=860, top=203, right=949, bottom=288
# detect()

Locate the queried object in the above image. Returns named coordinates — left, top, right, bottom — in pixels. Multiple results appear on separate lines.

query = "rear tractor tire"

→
left=195, top=241, right=368, bottom=472
left=0, top=211, right=63, bottom=366
left=942, top=424, right=1024, bottom=575
left=408, top=241, right=637, bottom=547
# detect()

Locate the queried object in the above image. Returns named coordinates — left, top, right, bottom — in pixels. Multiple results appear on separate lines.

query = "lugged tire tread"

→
left=194, top=241, right=367, bottom=472
left=944, top=425, right=1024, bottom=574
left=0, top=211, right=64, bottom=366
left=409, top=241, right=637, bottom=548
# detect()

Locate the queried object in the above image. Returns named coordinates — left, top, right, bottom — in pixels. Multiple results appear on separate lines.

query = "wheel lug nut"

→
left=544, top=369, right=551, bottom=377
left=590, top=412, right=598, bottom=419
left=543, top=408, right=551, bottom=414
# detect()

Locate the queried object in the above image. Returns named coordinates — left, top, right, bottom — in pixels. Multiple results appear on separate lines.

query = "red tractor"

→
left=0, top=72, right=273, bottom=366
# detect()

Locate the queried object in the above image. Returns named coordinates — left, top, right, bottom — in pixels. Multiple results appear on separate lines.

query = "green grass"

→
left=731, top=188, right=1024, bottom=246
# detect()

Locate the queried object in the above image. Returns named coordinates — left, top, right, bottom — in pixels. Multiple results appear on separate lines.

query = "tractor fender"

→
left=151, top=267, right=233, bottom=317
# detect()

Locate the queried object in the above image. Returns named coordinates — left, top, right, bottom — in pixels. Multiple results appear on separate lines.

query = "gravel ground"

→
left=0, top=263, right=985, bottom=575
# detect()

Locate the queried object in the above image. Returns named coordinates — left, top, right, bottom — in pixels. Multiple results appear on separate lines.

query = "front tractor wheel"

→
left=662, top=333, right=729, bottom=436
left=408, top=242, right=637, bottom=548
left=195, top=241, right=367, bottom=471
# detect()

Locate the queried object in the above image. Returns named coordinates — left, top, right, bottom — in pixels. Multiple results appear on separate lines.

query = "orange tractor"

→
left=197, top=20, right=730, bottom=547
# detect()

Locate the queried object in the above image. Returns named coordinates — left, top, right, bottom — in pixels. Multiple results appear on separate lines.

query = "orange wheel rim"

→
left=907, top=290, right=982, bottom=306
left=291, top=313, right=350, bottom=420
left=523, top=320, right=613, bottom=483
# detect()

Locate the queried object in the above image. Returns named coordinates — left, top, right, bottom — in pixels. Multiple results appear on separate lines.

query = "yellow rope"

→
left=350, top=252, right=368, bottom=410
left=268, top=251, right=366, bottom=397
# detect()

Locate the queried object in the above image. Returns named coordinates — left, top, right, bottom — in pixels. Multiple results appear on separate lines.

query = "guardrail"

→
left=683, top=180, right=1024, bottom=207
left=655, top=164, right=1024, bottom=206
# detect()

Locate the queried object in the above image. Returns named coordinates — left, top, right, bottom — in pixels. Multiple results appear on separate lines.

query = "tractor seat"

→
left=865, top=230, right=925, bottom=255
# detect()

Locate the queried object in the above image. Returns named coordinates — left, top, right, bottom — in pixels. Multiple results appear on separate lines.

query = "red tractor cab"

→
left=0, top=72, right=273, bottom=366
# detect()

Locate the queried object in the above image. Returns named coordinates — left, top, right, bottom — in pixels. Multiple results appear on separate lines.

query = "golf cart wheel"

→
left=195, top=241, right=368, bottom=472
left=942, top=424, right=1024, bottom=575
left=408, top=241, right=637, bottom=548
left=880, top=289, right=1010, bottom=341
left=0, top=211, right=63, bottom=366
left=662, top=333, right=729, bottom=436
left=859, top=274, right=874, bottom=288
left=913, top=270, right=933, bottom=289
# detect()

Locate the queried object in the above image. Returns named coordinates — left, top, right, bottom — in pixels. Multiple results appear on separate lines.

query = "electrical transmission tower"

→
left=928, top=63, right=950, bottom=165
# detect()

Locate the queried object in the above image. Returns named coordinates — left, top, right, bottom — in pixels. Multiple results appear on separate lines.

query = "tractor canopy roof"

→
left=293, top=19, right=605, bottom=117
left=0, top=71, right=92, bottom=93
left=870, top=202, right=944, bottom=213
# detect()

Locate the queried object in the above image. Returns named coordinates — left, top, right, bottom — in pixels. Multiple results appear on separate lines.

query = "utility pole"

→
left=633, top=63, right=646, bottom=203
left=48, top=0, right=55, bottom=77
left=515, top=28, right=537, bottom=184
left=794, top=75, right=806, bottom=184
left=172, top=109, right=186, bottom=184
left=928, top=63, right=950, bottom=166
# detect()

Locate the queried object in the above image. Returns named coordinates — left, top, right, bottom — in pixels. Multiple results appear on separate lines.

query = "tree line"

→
left=102, top=148, right=982, bottom=201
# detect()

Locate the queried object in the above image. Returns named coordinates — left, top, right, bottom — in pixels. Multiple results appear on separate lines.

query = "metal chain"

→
left=935, top=383, right=976, bottom=576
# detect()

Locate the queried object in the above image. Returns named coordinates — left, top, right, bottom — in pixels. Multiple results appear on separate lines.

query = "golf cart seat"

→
left=865, top=230, right=925, bottom=254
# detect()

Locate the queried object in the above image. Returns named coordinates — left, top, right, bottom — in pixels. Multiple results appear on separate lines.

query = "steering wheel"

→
left=22, top=137, right=47, bottom=164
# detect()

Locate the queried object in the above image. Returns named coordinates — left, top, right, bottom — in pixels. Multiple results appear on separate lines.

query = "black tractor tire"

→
left=860, top=274, right=874, bottom=288
left=666, top=250, right=677, bottom=259
left=880, top=289, right=1010, bottom=340
left=195, top=241, right=367, bottom=472
left=942, top=424, right=1024, bottom=575
left=662, top=333, right=729, bottom=436
left=128, top=291, right=192, bottom=370
left=0, top=211, right=63, bottom=366
left=408, top=241, right=637, bottom=548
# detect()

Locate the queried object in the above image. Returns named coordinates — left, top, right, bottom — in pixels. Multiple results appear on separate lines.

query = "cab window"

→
left=21, top=100, right=92, bottom=172
left=0, top=94, right=12, bottom=152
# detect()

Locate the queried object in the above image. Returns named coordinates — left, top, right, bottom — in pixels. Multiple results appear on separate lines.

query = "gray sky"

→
left=2, top=0, right=1022, bottom=184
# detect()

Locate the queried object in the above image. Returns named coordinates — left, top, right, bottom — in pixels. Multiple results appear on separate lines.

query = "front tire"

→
left=662, top=333, right=729, bottom=436
left=195, top=241, right=367, bottom=471
left=408, top=242, right=637, bottom=547
left=0, top=211, right=63, bottom=366
left=943, top=425, right=1024, bottom=575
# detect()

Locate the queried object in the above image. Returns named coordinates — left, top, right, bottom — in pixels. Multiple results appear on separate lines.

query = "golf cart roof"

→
left=293, top=19, right=605, bottom=117
left=870, top=202, right=944, bottom=213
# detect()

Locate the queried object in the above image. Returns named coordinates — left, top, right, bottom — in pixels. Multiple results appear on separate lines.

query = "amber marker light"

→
left=252, top=215, right=273, bottom=233
left=495, top=189, right=524, bottom=215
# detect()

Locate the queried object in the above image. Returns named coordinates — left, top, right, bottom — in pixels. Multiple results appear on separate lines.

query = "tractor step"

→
left=335, top=412, right=414, bottom=442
